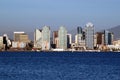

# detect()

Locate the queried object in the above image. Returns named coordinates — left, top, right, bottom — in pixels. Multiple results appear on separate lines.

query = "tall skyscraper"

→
left=85, top=22, right=94, bottom=49
left=104, top=30, right=114, bottom=45
left=77, top=27, right=83, bottom=34
left=77, top=27, right=83, bottom=46
left=104, top=30, right=109, bottom=45
left=34, top=29, right=42, bottom=48
left=58, top=26, right=67, bottom=50
left=42, top=26, right=50, bottom=50
left=108, top=33, right=114, bottom=45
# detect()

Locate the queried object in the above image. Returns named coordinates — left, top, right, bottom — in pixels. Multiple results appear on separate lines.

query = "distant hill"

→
left=69, top=25, right=120, bottom=41
left=107, top=25, right=120, bottom=40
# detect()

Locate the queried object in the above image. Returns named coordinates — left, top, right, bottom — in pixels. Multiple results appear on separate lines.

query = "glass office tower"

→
left=42, top=26, right=50, bottom=50
left=85, top=23, right=94, bottom=49
left=58, top=26, right=67, bottom=50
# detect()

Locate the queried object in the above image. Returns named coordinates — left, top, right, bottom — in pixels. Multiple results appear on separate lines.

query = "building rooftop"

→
left=14, top=32, right=25, bottom=34
left=86, top=22, right=94, bottom=27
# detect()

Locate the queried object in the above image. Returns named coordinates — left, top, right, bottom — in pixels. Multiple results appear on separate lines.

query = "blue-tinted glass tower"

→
left=58, top=26, right=67, bottom=50
left=85, top=23, right=94, bottom=49
left=42, top=26, right=50, bottom=50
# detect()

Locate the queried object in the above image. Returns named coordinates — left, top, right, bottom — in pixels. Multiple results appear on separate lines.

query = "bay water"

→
left=0, top=51, right=120, bottom=80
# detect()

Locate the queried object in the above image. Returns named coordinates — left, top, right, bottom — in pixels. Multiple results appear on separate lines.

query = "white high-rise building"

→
left=75, top=34, right=78, bottom=44
left=34, top=29, right=42, bottom=49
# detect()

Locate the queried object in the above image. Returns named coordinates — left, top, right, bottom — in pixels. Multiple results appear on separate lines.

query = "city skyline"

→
left=0, top=0, right=120, bottom=33
left=0, top=24, right=116, bottom=51
left=0, top=23, right=118, bottom=41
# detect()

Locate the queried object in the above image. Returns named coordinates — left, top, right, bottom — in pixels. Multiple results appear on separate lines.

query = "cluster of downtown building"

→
left=0, top=22, right=117, bottom=51
left=34, top=22, right=114, bottom=51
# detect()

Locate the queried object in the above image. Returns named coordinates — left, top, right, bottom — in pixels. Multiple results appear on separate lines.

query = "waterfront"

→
left=0, top=52, right=120, bottom=80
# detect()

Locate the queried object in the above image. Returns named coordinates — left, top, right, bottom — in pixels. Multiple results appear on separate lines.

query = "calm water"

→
left=0, top=51, right=120, bottom=80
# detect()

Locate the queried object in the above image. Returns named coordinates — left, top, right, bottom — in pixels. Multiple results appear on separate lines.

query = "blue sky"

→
left=0, top=0, right=120, bottom=32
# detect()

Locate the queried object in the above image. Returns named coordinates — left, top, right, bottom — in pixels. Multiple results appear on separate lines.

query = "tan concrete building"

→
left=14, top=32, right=29, bottom=43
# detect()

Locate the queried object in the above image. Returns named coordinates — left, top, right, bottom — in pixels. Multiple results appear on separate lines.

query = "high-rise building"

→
left=34, top=29, right=42, bottom=48
left=85, top=22, right=94, bottom=49
left=14, top=32, right=24, bottom=41
left=77, top=27, right=82, bottom=34
left=67, top=34, right=72, bottom=48
left=76, top=27, right=86, bottom=47
left=14, top=32, right=29, bottom=43
left=108, top=33, right=114, bottom=45
left=53, top=31, right=59, bottom=48
left=19, top=34, right=29, bottom=42
left=77, top=27, right=83, bottom=45
left=104, top=30, right=114, bottom=45
left=75, top=34, right=78, bottom=44
left=58, top=26, right=67, bottom=50
left=102, top=34, right=105, bottom=45
left=96, top=32, right=104, bottom=45
left=42, top=26, right=50, bottom=50
left=82, top=30, right=86, bottom=40
left=104, top=30, right=109, bottom=45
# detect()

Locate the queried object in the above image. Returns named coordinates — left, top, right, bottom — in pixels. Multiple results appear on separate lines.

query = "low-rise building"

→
left=0, top=36, right=3, bottom=49
left=12, top=41, right=26, bottom=49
